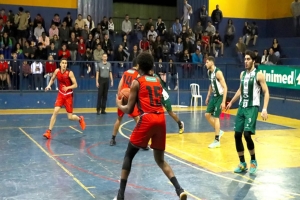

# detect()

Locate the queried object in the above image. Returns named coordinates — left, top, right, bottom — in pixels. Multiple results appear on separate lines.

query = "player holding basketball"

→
left=226, top=50, right=269, bottom=174
left=205, top=56, right=227, bottom=148
left=43, top=58, right=86, bottom=139
left=110, top=58, right=140, bottom=146
left=151, top=71, right=184, bottom=134
left=114, top=52, right=187, bottom=200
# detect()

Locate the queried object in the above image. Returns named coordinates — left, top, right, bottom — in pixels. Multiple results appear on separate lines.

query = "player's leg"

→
left=65, top=94, right=86, bottom=130
left=243, top=106, right=259, bottom=174
left=43, top=106, right=61, bottom=139
left=110, top=110, right=123, bottom=146
left=163, top=98, right=184, bottom=133
left=233, top=107, right=248, bottom=173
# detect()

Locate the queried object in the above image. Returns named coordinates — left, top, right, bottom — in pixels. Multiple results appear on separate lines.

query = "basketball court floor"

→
left=0, top=107, right=299, bottom=200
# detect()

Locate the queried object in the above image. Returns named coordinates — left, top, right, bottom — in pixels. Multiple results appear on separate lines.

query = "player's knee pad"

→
left=244, top=131, right=254, bottom=150
left=234, top=132, right=244, bottom=152
left=122, top=142, right=139, bottom=171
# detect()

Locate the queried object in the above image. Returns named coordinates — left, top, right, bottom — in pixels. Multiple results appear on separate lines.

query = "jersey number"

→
left=123, top=75, right=133, bottom=87
left=146, top=86, right=161, bottom=106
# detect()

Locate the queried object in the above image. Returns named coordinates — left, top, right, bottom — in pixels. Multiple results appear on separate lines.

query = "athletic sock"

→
left=119, top=179, right=127, bottom=196
left=112, top=135, right=116, bottom=140
left=251, top=154, right=256, bottom=160
left=170, top=176, right=181, bottom=190
left=215, top=135, right=219, bottom=141
left=239, top=155, right=245, bottom=163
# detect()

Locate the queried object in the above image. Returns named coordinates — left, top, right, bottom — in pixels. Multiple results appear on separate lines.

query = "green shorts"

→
left=206, top=95, right=223, bottom=118
left=162, top=98, right=172, bottom=112
left=234, top=106, right=259, bottom=134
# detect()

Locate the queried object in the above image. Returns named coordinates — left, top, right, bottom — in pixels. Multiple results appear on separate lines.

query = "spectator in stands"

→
left=114, top=44, right=128, bottom=76
left=201, top=31, right=210, bottom=53
left=51, top=34, right=60, bottom=50
left=212, top=31, right=224, bottom=57
left=121, top=14, right=132, bottom=39
left=242, top=21, right=251, bottom=44
left=94, top=38, right=101, bottom=50
left=183, top=37, right=194, bottom=54
left=291, top=0, right=300, bottom=36
left=144, top=18, right=154, bottom=33
left=134, top=17, right=143, bottom=33
left=193, top=21, right=203, bottom=41
left=8, top=10, right=14, bottom=25
left=47, top=41, right=58, bottom=61
left=73, top=23, right=82, bottom=40
left=155, top=58, right=166, bottom=82
left=108, top=17, right=114, bottom=41
left=139, top=36, right=150, bottom=52
left=21, top=60, right=31, bottom=89
left=153, top=35, right=163, bottom=61
left=266, top=48, right=279, bottom=65
left=187, top=28, right=195, bottom=44
left=51, top=14, right=61, bottom=27
left=31, top=59, right=43, bottom=90
left=137, top=25, right=146, bottom=41
left=63, top=12, right=73, bottom=29
left=162, top=40, right=170, bottom=62
left=192, top=48, right=203, bottom=68
left=59, top=21, right=70, bottom=44
left=49, top=24, right=59, bottom=40
left=102, top=34, right=113, bottom=60
left=121, top=34, right=130, bottom=58
left=81, top=24, right=90, bottom=41
left=74, top=14, right=85, bottom=30
left=68, top=32, right=78, bottom=62
left=261, top=49, right=269, bottom=64
left=181, top=49, right=192, bottom=78
left=33, top=14, right=45, bottom=30
left=0, top=9, right=7, bottom=24
left=129, top=44, right=139, bottom=62
left=0, top=32, right=12, bottom=59
left=205, top=21, right=216, bottom=43
left=92, top=23, right=101, bottom=40
left=58, top=44, right=71, bottom=60
left=23, top=40, right=34, bottom=59
left=147, top=25, right=157, bottom=42
left=179, top=25, right=188, bottom=41
left=35, top=42, right=47, bottom=60
left=34, top=22, right=44, bottom=42
left=84, top=47, right=94, bottom=78
left=38, top=32, right=49, bottom=48
left=156, top=16, right=167, bottom=36
left=245, top=21, right=258, bottom=46
left=182, top=0, right=193, bottom=29
left=15, top=7, right=28, bottom=46
left=84, top=15, right=95, bottom=31
left=224, top=19, right=235, bottom=46
left=78, top=38, right=86, bottom=77
left=14, top=43, right=24, bottom=59
left=211, top=5, right=223, bottom=30
left=4, top=20, right=15, bottom=39
left=254, top=50, right=261, bottom=68
left=85, top=33, right=95, bottom=52
left=172, top=18, right=182, bottom=42
left=45, top=55, right=57, bottom=89
left=93, top=43, right=105, bottom=63
left=167, top=58, right=178, bottom=90
left=0, top=54, right=11, bottom=89
left=174, top=37, right=183, bottom=61
left=271, top=38, right=281, bottom=57
left=25, top=11, right=33, bottom=41
left=199, top=5, right=208, bottom=28
left=236, top=37, right=246, bottom=63
left=194, top=39, right=202, bottom=52
left=9, top=52, right=20, bottom=89
left=100, top=16, right=109, bottom=36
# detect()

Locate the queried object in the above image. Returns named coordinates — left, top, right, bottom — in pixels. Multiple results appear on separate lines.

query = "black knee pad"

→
left=244, top=131, right=254, bottom=150
left=122, top=142, right=139, bottom=171
left=234, top=132, right=244, bottom=152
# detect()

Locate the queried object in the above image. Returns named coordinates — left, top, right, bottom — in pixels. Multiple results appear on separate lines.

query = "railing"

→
left=0, top=59, right=299, bottom=101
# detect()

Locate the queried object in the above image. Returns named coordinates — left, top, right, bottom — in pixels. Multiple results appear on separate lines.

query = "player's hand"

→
left=115, top=94, right=123, bottom=108
left=225, top=102, right=232, bottom=111
left=220, top=102, right=226, bottom=111
left=111, top=81, right=113, bottom=87
left=62, top=85, right=68, bottom=92
left=45, top=86, right=51, bottom=91
left=96, top=82, right=99, bottom=88
left=205, top=98, right=209, bottom=105
left=261, top=110, right=268, bottom=121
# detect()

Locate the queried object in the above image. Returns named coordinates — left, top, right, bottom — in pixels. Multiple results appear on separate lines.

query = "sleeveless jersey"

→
left=136, top=75, right=164, bottom=114
left=121, top=69, right=139, bottom=89
left=239, top=69, right=261, bottom=107
left=56, top=69, right=73, bottom=95
left=208, top=67, right=223, bottom=97
left=153, top=73, right=169, bottom=100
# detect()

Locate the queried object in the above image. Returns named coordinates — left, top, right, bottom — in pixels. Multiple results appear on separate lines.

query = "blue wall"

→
left=1, top=5, right=77, bottom=31
left=267, top=18, right=294, bottom=38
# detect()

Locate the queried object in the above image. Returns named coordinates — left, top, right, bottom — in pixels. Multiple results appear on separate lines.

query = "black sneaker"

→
left=110, top=139, right=116, bottom=146
left=113, top=190, right=124, bottom=200
left=101, top=111, right=107, bottom=114
left=176, top=188, right=187, bottom=200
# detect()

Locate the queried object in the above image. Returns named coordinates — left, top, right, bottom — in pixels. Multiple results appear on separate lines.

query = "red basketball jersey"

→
left=136, top=75, right=164, bottom=114
left=56, top=69, right=73, bottom=94
left=121, top=69, right=139, bottom=89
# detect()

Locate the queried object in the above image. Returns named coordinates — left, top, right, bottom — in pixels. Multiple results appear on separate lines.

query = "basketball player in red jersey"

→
left=110, top=58, right=140, bottom=146
left=43, top=58, right=86, bottom=139
left=114, top=52, right=187, bottom=200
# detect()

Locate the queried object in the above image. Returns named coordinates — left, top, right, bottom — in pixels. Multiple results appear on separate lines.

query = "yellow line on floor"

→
left=18, top=128, right=95, bottom=198
left=69, top=126, right=83, bottom=134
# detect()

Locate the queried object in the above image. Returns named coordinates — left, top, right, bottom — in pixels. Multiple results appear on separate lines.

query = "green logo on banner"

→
left=259, top=65, right=300, bottom=90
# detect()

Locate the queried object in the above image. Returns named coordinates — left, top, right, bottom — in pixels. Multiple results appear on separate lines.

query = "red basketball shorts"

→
left=55, top=92, right=73, bottom=113
left=130, top=113, right=166, bottom=151
left=117, top=104, right=139, bottom=118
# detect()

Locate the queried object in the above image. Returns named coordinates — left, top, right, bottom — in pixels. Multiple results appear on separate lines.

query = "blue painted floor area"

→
left=0, top=112, right=299, bottom=200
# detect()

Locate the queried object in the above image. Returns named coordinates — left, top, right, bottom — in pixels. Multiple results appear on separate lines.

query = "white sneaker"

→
left=179, top=121, right=184, bottom=134
left=174, top=86, right=178, bottom=90
left=168, top=86, right=171, bottom=90
left=219, top=130, right=224, bottom=140
left=208, top=140, right=220, bottom=148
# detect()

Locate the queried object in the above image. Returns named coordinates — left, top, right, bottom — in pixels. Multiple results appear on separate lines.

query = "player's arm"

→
left=45, top=69, right=58, bottom=90
left=116, top=80, right=139, bottom=114
left=226, top=72, right=243, bottom=110
left=117, top=77, right=124, bottom=93
left=216, top=70, right=228, bottom=109
left=257, top=71, right=269, bottom=120
left=206, top=84, right=212, bottom=101
left=66, top=71, right=78, bottom=90
left=110, top=71, right=113, bottom=87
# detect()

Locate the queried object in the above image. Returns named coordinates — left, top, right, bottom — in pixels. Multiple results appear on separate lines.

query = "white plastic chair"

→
left=190, top=83, right=202, bottom=108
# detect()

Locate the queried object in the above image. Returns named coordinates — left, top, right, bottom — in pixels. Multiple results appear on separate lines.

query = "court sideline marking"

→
left=18, top=128, right=95, bottom=199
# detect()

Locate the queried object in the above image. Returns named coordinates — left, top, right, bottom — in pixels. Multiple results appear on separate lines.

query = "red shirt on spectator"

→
left=58, top=49, right=71, bottom=60
left=78, top=42, right=86, bottom=55
left=0, top=61, right=9, bottom=73
left=45, top=61, right=57, bottom=73
left=202, top=35, right=210, bottom=45
left=139, top=40, right=149, bottom=51
left=0, top=15, right=7, bottom=23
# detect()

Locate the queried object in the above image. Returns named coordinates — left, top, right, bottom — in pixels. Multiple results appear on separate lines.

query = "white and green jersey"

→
left=239, top=69, right=261, bottom=107
left=208, top=67, right=224, bottom=97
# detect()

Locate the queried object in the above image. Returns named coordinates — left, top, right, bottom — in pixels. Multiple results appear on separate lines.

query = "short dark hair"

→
left=245, top=50, right=256, bottom=60
left=61, top=57, right=68, bottom=62
left=137, top=52, right=154, bottom=73
left=207, top=56, right=215, bottom=63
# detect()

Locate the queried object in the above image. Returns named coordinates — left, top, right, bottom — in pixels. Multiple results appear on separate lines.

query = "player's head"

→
left=60, top=58, right=68, bottom=70
left=244, top=50, right=256, bottom=71
left=132, top=58, right=138, bottom=70
left=136, top=52, right=154, bottom=75
left=102, top=53, right=108, bottom=62
left=205, top=56, right=215, bottom=70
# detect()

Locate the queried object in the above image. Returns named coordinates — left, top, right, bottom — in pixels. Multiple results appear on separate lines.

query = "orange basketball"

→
left=119, top=88, right=130, bottom=105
